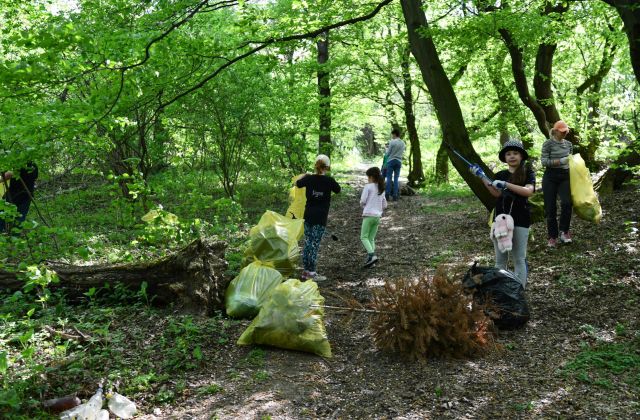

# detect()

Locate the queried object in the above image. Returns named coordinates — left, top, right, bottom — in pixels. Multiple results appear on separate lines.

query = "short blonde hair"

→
left=314, top=154, right=330, bottom=174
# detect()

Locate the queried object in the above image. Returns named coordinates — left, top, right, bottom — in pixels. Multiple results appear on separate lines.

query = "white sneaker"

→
left=309, top=272, right=327, bottom=282
left=559, top=231, right=572, bottom=244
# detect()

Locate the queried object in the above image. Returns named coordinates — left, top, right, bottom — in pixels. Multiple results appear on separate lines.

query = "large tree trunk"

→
left=500, top=26, right=589, bottom=157
left=400, top=44, right=426, bottom=187
left=533, top=43, right=561, bottom=124
left=484, top=51, right=533, bottom=149
left=401, top=0, right=494, bottom=209
left=576, top=32, right=617, bottom=166
left=432, top=65, right=466, bottom=184
left=592, top=1, right=639, bottom=192
left=0, top=239, right=229, bottom=315
left=317, top=31, right=332, bottom=157
left=603, top=0, right=640, bottom=85
left=498, top=28, right=549, bottom=136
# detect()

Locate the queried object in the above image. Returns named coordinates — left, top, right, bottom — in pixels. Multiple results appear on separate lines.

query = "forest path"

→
left=145, top=169, right=640, bottom=419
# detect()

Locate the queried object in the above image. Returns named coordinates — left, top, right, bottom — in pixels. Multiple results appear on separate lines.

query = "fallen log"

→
left=0, top=238, right=229, bottom=315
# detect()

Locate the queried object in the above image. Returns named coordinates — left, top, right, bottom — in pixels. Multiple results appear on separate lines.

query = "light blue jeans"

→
left=492, top=226, right=529, bottom=288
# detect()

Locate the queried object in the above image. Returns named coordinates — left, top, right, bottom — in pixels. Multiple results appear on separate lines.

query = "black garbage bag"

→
left=462, top=262, right=530, bottom=329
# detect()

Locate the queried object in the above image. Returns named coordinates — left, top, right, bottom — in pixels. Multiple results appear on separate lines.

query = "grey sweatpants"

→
left=492, top=226, right=529, bottom=288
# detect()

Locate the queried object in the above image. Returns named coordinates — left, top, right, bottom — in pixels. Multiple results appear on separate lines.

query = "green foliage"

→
left=197, top=383, right=223, bottom=396
left=160, top=316, right=206, bottom=371
left=0, top=287, right=234, bottom=418
left=563, top=334, right=640, bottom=390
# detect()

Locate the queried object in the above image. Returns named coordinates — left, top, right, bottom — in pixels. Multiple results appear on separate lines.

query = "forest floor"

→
left=137, top=166, right=640, bottom=419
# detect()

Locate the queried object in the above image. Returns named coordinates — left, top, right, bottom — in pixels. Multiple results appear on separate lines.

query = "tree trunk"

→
left=401, top=44, right=425, bottom=187
left=576, top=33, right=617, bottom=166
left=595, top=143, right=640, bottom=193
left=533, top=43, right=561, bottom=124
left=317, top=31, right=332, bottom=157
left=434, top=141, right=449, bottom=185
left=0, top=239, right=230, bottom=315
left=499, top=28, right=549, bottom=136
left=484, top=51, right=533, bottom=149
left=602, top=0, right=640, bottom=85
left=401, top=0, right=494, bottom=209
left=501, top=27, right=588, bottom=158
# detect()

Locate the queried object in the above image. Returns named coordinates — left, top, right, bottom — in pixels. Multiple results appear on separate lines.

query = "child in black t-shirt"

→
left=470, top=140, right=535, bottom=288
left=295, top=154, right=341, bottom=282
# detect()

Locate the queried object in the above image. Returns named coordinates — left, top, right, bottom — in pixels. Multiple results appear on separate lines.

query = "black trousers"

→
left=542, top=168, right=572, bottom=239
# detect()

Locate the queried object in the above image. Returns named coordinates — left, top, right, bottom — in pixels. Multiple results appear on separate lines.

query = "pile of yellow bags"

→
left=225, top=261, right=283, bottom=318
left=238, top=279, right=332, bottom=357
left=225, top=207, right=332, bottom=357
left=242, top=210, right=304, bottom=276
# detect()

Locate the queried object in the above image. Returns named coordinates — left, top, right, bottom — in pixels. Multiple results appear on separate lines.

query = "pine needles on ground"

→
left=369, top=268, right=495, bottom=360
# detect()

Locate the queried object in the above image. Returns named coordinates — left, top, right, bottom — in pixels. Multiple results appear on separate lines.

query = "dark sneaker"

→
left=301, top=270, right=311, bottom=280
left=364, top=255, right=378, bottom=267
left=560, top=231, right=572, bottom=244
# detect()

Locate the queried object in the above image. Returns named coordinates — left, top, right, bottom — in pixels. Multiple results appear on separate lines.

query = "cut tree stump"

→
left=0, top=238, right=229, bottom=315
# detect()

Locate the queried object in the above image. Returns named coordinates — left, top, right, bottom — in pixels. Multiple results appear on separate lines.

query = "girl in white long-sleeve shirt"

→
left=360, top=167, right=387, bottom=267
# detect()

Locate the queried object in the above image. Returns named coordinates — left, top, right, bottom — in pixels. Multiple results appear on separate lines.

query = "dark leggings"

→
left=542, top=168, right=572, bottom=239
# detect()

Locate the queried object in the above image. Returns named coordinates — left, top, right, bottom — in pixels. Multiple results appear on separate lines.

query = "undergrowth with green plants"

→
left=0, top=167, right=296, bottom=418
left=0, top=282, right=241, bottom=418
left=562, top=326, right=640, bottom=391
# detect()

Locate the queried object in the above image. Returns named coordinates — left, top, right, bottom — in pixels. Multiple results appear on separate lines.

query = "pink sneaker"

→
left=560, top=231, right=572, bottom=244
left=547, top=238, right=557, bottom=248
left=301, top=270, right=311, bottom=280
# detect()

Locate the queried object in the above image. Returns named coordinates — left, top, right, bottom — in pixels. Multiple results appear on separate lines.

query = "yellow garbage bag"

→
left=285, top=174, right=307, bottom=220
left=225, top=261, right=283, bottom=319
left=141, top=209, right=179, bottom=224
left=243, top=210, right=304, bottom=275
left=237, top=278, right=332, bottom=358
left=569, top=154, right=602, bottom=224
left=0, top=179, right=8, bottom=198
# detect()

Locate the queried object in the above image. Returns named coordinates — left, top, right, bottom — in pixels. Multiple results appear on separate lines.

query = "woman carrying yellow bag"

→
left=541, top=121, right=573, bottom=248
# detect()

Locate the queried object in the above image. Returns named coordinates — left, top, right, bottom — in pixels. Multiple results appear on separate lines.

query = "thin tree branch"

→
left=157, top=0, right=394, bottom=111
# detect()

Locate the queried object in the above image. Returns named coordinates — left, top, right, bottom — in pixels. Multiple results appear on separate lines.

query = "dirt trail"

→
left=146, top=170, right=640, bottom=419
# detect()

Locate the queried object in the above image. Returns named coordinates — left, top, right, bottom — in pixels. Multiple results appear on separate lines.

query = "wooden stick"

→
left=44, top=325, right=82, bottom=341
left=18, top=177, right=60, bottom=251
left=311, top=304, right=396, bottom=314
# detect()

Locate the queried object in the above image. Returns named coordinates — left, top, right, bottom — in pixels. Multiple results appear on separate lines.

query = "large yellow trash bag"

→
left=243, top=210, right=304, bottom=275
left=237, top=278, right=332, bottom=358
left=569, top=153, right=602, bottom=224
left=141, top=208, right=179, bottom=224
left=285, top=174, right=307, bottom=220
left=225, top=261, right=283, bottom=319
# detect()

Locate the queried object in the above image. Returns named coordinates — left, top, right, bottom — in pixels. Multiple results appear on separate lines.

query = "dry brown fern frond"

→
left=369, top=268, right=496, bottom=360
